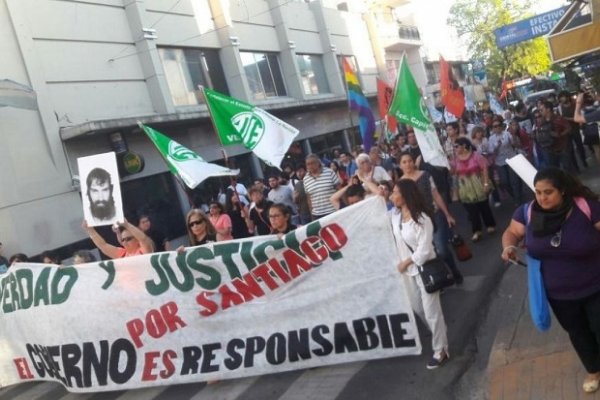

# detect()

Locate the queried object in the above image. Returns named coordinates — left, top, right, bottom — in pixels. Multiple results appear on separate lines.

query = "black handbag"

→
left=417, top=258, right=456, bottom=294
left=401, top=232, right=455, bottom=293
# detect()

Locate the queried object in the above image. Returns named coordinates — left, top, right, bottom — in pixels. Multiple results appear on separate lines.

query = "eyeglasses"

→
left=121, top=236, right=135, bottom=243
left=269, top=214, right=284, bottom=219
left=188, top=220, right=205, bottom=228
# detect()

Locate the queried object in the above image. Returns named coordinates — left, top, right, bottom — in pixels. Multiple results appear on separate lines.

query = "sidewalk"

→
left=486, top=164, right=600, bottom=400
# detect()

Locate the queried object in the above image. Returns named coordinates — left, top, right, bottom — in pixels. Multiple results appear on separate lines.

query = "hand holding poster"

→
left=0, top=197, right=420, bottom=392
left=77, top=152, right=124, bottom=227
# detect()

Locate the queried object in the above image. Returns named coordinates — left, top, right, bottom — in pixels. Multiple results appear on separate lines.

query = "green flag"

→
left=203, top=88, right=299, bottom=168
left=388, top=55, right=449, bottom=168
left=140, top=123, right=239, bottom=189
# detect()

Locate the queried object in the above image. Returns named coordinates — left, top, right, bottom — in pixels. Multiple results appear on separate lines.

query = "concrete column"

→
left=362, top=11, right=388, bottom=81
left=309, top=0, right=345, bottom=96
left=302, top=139, right=312, bottom=156
left=122, top=0, right=175, bottom=114
left=266, top=0, right=305, bottom=99
left=208, top=0, right=251, bottom=101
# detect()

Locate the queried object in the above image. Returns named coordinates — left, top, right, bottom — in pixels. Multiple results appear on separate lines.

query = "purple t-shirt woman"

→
left=513, top=198, right=600, bottom=300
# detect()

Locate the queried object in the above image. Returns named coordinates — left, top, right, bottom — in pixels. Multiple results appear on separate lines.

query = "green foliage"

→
left=448, top=0, right=553, bottom=90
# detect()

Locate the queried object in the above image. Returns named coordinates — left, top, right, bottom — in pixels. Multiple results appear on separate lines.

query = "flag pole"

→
left=199, top=86, right=243, bottom=204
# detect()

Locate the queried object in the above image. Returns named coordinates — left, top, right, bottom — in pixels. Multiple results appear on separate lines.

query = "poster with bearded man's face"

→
left=77, top=152, right=124, bottom=227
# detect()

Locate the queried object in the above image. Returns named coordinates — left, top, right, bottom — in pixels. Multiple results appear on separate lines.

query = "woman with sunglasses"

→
left=84, top=219, right=154, bottom=258
left=452, top=137, right=497, bottom=242
left=185, top=209, right=217, bottom=246
left=501, top=167, right=600, bottom=394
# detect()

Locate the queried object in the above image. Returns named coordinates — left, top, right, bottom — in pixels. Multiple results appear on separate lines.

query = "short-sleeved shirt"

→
left=210, top=214, right=233, bottom=241
left=250, top=201, right=273, bottom=235
left=115, top=247, right=145, bottom=258
left=513, top=199, right=600, bottom=300
left=487, top=131, right=517, bottom=166
left=303, top=167, right=340, bottom=216
left=268, top=186, right=297, bottom=214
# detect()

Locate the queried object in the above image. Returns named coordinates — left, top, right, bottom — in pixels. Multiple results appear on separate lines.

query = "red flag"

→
left=439, top=56, right=465, bottom=118
left=376, top=78, right=398, bottom=134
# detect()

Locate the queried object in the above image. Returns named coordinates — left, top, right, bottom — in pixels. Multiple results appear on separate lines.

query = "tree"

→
left=448, top=0, right=553, bottom=90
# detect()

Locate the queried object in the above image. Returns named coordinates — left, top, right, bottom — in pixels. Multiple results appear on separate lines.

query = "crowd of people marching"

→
left=2, top=89, right=600, bottom=378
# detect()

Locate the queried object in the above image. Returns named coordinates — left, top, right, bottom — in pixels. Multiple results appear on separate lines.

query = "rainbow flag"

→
left=343, top=58, right=375, bottom=151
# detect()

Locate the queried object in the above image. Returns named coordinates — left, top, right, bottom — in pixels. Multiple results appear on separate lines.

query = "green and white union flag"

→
left=388, top=55, right=449, bottom=169
left=140, top=123, right=239, bottom=189
left=203, top=88, right=299, bottom=168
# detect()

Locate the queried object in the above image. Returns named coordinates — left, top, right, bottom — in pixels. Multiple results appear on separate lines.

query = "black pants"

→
left=462, top=200, right=496, bottom=233
left=549, top=290, right=600, bottom=373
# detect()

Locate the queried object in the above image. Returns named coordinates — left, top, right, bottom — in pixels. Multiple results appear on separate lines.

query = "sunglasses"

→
left=188, top=220, right=205, bottom=228
left=121, top=236, right=135, bottom=243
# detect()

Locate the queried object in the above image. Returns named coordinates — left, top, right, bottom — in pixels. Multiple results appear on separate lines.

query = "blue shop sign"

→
left=494, top=6, right=568, bottom=49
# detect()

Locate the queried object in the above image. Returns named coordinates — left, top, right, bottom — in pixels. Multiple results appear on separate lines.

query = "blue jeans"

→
left=433, top=210, right=462, bottom=280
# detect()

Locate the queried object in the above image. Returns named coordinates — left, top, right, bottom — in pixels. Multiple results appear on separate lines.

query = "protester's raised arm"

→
left=83, top=220, right=122, bottom=259
left=121, top=219, right=154, bottom=254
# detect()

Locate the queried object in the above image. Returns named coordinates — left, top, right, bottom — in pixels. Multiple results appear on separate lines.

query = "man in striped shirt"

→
left=303, top=154, right=341, bottom=220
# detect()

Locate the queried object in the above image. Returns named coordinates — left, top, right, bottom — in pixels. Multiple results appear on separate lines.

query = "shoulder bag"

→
left=400, top=226, right=455, bottom=293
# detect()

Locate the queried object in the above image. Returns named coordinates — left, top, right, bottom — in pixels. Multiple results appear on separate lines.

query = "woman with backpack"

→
left=501, top=167, right=600, bottom=393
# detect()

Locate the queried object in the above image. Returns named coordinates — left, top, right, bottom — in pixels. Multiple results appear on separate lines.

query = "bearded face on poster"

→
left=78, top=152, right=124, bottom=227
left=86, top=168, right=116, bottom=222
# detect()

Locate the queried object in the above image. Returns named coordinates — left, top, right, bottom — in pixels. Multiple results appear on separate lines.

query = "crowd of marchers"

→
left=2, top=89, right=600, bottom=376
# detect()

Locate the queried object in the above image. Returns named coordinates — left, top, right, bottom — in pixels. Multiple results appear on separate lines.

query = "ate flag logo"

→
left=231, top=112, right=265, bottom=150
left=168, top=141, right=200, bottom=162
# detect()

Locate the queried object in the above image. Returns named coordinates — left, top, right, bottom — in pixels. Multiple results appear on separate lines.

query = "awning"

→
left=547, top=0, right=600, bottom=63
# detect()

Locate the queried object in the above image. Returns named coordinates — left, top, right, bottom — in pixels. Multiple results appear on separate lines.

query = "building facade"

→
left=0, top=0, right=424, bottom=259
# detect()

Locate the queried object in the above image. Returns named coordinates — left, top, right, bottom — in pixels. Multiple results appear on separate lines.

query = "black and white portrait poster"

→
left=77, top=152, right=124, bottom=227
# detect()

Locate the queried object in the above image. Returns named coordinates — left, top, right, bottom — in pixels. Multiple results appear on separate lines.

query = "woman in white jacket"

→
left=390, top=179, right=449, bottom=369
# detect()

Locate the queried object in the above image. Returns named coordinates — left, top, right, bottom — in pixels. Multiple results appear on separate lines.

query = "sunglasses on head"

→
left=188, top=220, right=205, bottom=228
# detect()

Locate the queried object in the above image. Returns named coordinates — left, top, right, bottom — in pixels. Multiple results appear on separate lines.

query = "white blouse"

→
left=390, top=208, right=437, bottom=277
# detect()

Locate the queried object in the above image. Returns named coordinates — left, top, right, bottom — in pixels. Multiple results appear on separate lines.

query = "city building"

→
left=0, top=0, right=426, bottom=259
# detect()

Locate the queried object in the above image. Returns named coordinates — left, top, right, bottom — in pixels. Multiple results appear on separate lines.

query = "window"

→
left=159, top=48, right=229, bottom=106
left=297, top=54, right=330, bottom=95
left=240, top=52, right=287, bottom=100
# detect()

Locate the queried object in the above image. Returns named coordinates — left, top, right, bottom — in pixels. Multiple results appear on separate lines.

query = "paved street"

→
left=0, top=200, right=518, bottom=400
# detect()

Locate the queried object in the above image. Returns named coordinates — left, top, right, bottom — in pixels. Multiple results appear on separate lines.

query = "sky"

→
left=410, top=0, right=569, bottom=61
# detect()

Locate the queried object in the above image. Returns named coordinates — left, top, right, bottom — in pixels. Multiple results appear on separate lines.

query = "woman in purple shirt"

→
left=501, top=167, right=600, bottom=393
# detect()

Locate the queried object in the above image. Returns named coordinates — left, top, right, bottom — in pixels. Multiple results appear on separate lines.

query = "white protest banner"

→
left=0, top=197, right=420, bottom=393
left=506, top=153, right=537, bottom=191
left=78, top=152, right=124, bottom=227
